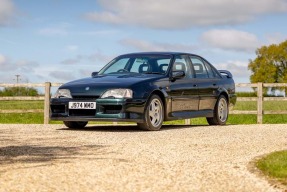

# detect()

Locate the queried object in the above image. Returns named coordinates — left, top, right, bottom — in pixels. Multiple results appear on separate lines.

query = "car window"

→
left=103, top=58, right=129, bottom=74
left=157, top=59, right=170, bottom=73
left=99, top=55, right=172, bottom=75
left=130, top=58, right=147, bottom=73
left=203, top=61, right=216, bottom=78
left=190, top=56, right=209, bottom=78
left=173, top=56, right=191, bottom=78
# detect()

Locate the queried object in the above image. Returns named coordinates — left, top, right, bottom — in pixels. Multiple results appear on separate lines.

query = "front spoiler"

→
left=50, top=116, right=144, bottom=123
left=50, top=98, right=146, bottom=123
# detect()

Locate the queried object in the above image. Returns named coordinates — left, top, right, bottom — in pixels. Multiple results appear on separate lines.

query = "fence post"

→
left=185, top=119, right=190, bottom=125
left=44, top=82, right=51, bottom=124
left=257, top=82, right=263, bottom=124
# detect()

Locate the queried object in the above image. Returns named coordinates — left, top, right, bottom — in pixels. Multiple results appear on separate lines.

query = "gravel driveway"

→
left=0, top=124, right=286, bottom=192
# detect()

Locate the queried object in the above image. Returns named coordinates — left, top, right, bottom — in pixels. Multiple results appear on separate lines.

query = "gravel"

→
left=0, top=124, right=286, bottom=192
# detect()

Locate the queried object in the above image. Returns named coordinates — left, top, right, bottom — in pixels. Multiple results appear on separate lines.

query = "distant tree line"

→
left=0, top=87, right=39, bottom=96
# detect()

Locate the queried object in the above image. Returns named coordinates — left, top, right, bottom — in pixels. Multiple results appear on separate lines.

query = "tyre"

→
left=207, top=95, right=228, bottom=125
left=63, top=121, right=88, bottom=129
left=137, top=95, right=164, bottom=131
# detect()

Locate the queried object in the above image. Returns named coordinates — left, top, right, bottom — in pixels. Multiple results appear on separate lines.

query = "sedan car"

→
left=50, top=52, right=236, bottom=131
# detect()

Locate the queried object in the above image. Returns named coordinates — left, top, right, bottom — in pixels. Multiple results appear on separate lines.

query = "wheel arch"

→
left=220, top=91, right=229, bottom=103
left=217, top=88, right=229, bottom=104
left=147, top=89, right=168, bottom=120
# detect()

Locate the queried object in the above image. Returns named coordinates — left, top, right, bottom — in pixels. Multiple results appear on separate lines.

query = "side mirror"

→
left=91, top=72, right=98, bottom=77
left=171, top=71, right=185, bottom=80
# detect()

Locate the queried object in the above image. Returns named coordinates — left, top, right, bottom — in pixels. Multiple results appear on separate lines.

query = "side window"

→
left=157, top=59, right=170, bottom=73
left=190, top=57, right=209, bottom=78
left=203, top=61, right=216, bottom=78
left=130, top=58, right=146, bottom=73
left=173, top=56, right=191, bottom=78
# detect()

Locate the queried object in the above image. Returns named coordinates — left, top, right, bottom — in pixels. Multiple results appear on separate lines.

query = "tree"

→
left=0, top=87, right=39, bottom=96
left=248, top=40, right=287, bottom=83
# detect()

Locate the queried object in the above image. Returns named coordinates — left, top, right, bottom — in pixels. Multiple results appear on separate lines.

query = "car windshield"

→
left=98, top=55, right=172, bottom=75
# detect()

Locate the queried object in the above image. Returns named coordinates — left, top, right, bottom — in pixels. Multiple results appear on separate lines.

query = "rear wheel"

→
left=137, top=95, right=164, bottom=131
left=207, top=95, right=228, bottom=125
left=63, top=121, right=88, bottom=129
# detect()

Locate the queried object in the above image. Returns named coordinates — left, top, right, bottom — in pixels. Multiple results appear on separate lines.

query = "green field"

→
left=0, top=100, right=287, bottom=124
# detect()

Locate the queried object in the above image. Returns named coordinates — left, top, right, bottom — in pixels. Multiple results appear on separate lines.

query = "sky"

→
left=0, top=0, right=287, bottom=85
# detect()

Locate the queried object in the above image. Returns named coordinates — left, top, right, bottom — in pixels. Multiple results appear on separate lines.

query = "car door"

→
left=190, top=56, right=220, bottom=110
left=168, top=55, right=199, bottom=113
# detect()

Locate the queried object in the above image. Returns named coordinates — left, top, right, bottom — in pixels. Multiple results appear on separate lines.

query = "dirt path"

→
left=0, top=124, right=286, bottom=191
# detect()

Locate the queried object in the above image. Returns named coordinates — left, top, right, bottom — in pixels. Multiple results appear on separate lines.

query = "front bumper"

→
left=50, top=98, right=146, bottom=123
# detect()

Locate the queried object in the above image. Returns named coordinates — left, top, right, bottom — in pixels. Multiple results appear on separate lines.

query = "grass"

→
left=256, top=151, right=287, bottom=186
left=0, top=100, right=287, bottom=124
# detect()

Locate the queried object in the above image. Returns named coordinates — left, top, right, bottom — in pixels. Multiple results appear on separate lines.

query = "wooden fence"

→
left=0, top=82, right=287, bottom=124
left=0, top=82, right=61, bottom=124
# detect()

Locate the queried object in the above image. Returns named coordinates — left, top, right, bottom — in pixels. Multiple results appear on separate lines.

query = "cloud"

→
left=214, top=60, right=251, bottom=80
left=120, top=38, right=196, bottom=52
left=0, top=54, right=39, bottom=72
left=61, top=55, right=83, bottom=65
left=84, top=0, right=287, bottom=29
left=201, top=29, right=260, bottom=53
left=265, top=33, right=287, bottom=45
left=66, top=45, right=79, bottom=51
left=49, top=71, right=76, bottom=81
left=0, top=54, right=40, bottom=83
left=0, top=0, right=16, bottom=26
left=38, top=23, right=72, bottom=36
left=88, top=51, right=113, bottom=63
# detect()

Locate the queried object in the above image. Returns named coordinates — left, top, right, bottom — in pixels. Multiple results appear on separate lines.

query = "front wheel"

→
left=63, top=121, right=88, bottom=129
left=137, top=95, right=164, bottom=131
left=207, top=95, right=228, bottom=125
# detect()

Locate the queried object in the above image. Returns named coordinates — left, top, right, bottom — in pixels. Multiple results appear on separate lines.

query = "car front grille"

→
left=69, top=109, right=96, bottom=116
left=72, top=95, right=99, bottom=100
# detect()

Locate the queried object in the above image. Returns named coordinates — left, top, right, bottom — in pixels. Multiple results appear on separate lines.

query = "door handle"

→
left=213, top=83, right=217, bottom=86
left=193, top=84, right=198, bottom=87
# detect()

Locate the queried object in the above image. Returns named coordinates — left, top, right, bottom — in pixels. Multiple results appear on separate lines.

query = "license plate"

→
left=69, top=102, right=96, bottom=109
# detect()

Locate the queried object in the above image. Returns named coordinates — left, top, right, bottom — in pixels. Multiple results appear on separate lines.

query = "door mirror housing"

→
left=91, top=72, right=98, bottom=77
left=171, top=71, right=185, bottom=80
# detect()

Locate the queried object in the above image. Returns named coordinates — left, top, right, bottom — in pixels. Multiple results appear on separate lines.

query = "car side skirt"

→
left=165, top=110, right=214, bottom=121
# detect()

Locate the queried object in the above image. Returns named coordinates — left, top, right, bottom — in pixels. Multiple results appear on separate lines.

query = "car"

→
left=50, top=52, right=236, bottom=131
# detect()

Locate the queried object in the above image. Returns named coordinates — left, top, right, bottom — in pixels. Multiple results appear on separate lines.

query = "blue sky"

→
left=0, top=0, right=287, bottom=85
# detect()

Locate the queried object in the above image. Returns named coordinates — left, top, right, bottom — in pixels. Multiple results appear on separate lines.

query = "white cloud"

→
left=0, top=0, right=16, bottom=26
left=0, top=54, right=41, bottom=83
left=49, top=71, right=76, bottom=81
left=38, top=27, right=68, bottom=36
left=214, top=60, right=251, bottom=80
left=0, top=54, right=7, bottom=63
left=201, top=29, right=260, bottom=53
left=38, top=23, right=72, bottom=36
left=120, top=38, right=196, bottom=52
left=265, top=33, right=287, bottom=45
left=84, top=0, right=287, bottom=29
left=66, top=45, right=79, bottom=51
left=0, top=54, right=39, bottom=72
left=61, top=55, right=83, bottom=65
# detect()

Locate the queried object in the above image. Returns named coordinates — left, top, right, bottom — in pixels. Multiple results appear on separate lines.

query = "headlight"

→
left=53, top=89, right=72, bottom=98
left=101, top=89, right=133, bottom=99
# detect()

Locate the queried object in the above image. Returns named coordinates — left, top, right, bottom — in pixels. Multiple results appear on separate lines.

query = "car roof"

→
left=118, top=52, right=201, bottom=57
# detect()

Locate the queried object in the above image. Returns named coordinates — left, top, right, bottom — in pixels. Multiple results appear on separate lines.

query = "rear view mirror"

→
left=172, top=71, right=185, bottom=80
left=91, top=72, right=98, bottom=77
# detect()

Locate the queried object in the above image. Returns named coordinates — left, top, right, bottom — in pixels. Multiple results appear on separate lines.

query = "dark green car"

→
left=50, top=52, right=236, bottom=131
